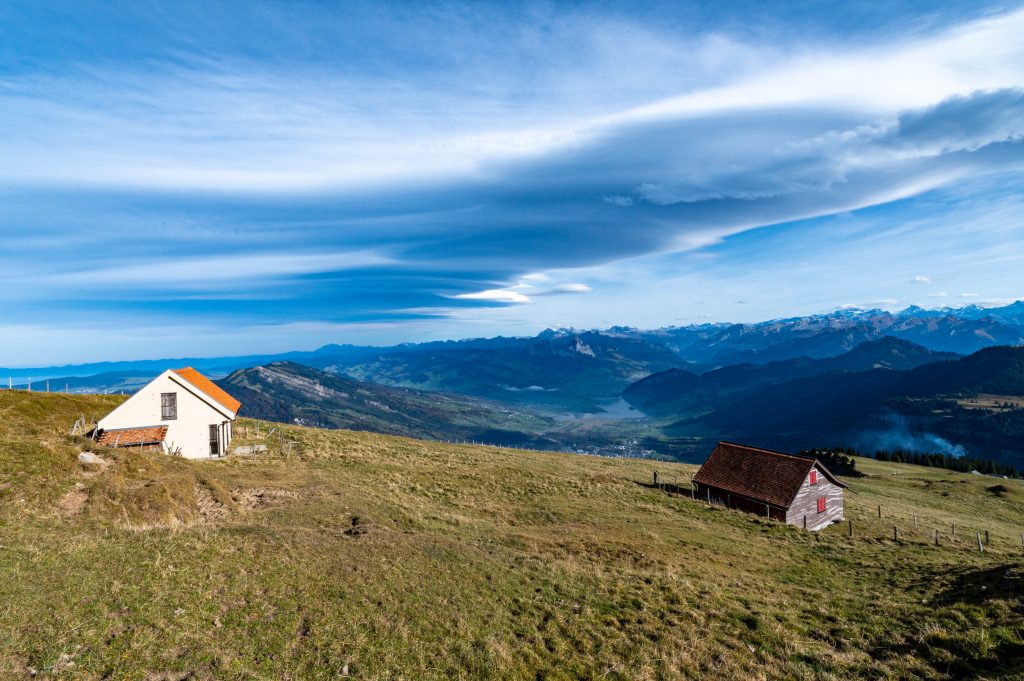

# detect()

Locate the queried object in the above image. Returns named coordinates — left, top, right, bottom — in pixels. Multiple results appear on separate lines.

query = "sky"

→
left=2, top=1, right=1023, bottom=365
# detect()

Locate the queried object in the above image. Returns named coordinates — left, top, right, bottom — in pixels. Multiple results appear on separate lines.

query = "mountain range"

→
left=661, top=345, right=1024, bottom=467
left=217, top=362, right=558, bottom=447
left=4, top=301, right=1024, bottom=466
left=623, top=337, right=961, bottom=416
left=7, top=302, right=1022, bottom=394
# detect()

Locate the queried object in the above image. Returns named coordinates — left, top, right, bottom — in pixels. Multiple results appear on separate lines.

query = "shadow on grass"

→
left=634, top=480, right=693, bottom=497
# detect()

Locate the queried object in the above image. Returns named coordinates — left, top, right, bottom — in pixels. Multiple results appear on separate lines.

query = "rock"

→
left=232, top=444, right=268, bottom=455
left=78, top=452, right=99, bottom=465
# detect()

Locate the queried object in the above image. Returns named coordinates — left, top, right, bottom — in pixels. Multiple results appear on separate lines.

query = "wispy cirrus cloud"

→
left=0, top=1, right=1023, bottom=363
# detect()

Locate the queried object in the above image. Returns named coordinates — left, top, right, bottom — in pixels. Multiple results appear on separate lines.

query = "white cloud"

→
left=449, top=289, right=531, bottom=304
left=548, top=283, right=592, bottom=294
left=911, top=275, right=932, bottom=284
left=3, top=8, right=1023, bottom=193
left=603, top=194, right=633, bottom=207
left=40, top=251, right=393, bottom=289
left=841, top=299, right=903, bottom=309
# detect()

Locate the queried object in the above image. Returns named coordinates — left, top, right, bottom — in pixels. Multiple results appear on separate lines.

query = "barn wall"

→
left=696, top=484, right=786, bottom=521
left=786, top=464, right=844, bottom=531
left=97, top=371, right=234, bottom=459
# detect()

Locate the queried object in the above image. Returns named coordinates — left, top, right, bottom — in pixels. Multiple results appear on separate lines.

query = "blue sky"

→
left=2, top=1, right=1023, bottom=364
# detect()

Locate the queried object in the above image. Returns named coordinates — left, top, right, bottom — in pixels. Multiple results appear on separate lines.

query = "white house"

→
left=95, top=367, right=241, bottom=459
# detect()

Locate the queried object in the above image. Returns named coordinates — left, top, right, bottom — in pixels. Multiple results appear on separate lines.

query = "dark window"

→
left=817, top=497, right=826, bottom=513
left=161, top=392, right=177, bottom=420
left=209, top=424, right=219, bottom=455
left=809, top=470, right=818, bottom=485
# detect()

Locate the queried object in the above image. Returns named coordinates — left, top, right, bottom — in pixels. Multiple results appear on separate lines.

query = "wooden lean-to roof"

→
left=171, top=367, right=241, bottom=414
left=693, top=441, right=847, bottom=508
left=97, top=425, right=168, bottom=447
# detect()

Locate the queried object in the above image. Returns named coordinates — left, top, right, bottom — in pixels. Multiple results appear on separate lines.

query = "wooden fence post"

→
left=913, top=514, right=917, bottom=529
left=653, top=471, right=658, bottom=486
left=977, top=532, right=984, bottom=553
left=707, top=488, right=711, bottom=504
left=985, top=530, right=989, bottom=545
left=765, top=503, right=769, bottom=518
left=877, top=505, right=881, bottom=518
left=952, top=523, right=956, bottom=538
left=893, top=526, right=898, bottom=541
left=848, top=519, right=853, bottom=537
left=935, top=529, right=940, bottom=546
left=803, top=515, right=807, bottom=529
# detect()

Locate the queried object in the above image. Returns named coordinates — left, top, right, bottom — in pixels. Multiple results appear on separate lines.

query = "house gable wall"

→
left=96, top=371, right=233, bottom=458
left=785, top=463, right=844, bottom=531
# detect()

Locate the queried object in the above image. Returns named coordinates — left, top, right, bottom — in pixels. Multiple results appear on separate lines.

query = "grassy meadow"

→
left=1, top=390, right=1022, bottom=679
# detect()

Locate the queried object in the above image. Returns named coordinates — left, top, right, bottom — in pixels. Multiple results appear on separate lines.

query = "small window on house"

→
left=809, top=470, right=818, bottom=485
left=161, top=392, right=177, bottom=420
left=817, top=496, right=826, bottom=513
left=209, top=424, right=219, bottom=455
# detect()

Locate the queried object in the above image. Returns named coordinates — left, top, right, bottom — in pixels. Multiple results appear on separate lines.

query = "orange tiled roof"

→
left=693, top=442, right=846, bottom=508
left=172, top=367, right=241, bottom=414
left=97, top=425, right=168, bottom=447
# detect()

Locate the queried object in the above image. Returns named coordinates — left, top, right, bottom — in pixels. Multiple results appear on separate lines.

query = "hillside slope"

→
left=321, top=331, right=679, bottom=412
left=624, top=337, right=958, bottom=415
left=218, top=361, right=556, bottom=447
left=682, top=346, right=1024, bottom=464
left=1, top=391, right=1023, bottom=679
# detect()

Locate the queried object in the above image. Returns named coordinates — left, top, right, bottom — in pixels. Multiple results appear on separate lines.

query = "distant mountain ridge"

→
left=673, top=345, right=1024, bottom=466
left=6, top=302, right=1022, bottom=418
left=6, top=301, right=1021, bottom=382
left=218, top=362, right=557, bottom=447
left=623, top=337, right=961, bottom=416
left=325, top=331, right=678, bottom=412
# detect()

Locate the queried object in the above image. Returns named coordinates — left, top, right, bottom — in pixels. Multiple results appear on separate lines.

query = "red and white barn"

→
left=692, top=441, right=847, bottom=531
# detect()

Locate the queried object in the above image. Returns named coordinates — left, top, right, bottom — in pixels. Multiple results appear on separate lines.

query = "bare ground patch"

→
left=195, top=485, right=234, bottom=523
left=234, top=487, right=301, bottom=510
left=56, top=484, right=88, bottom=517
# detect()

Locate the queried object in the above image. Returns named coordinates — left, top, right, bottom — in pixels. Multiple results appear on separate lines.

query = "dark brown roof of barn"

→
left=97, top=425, right=168, bottom=448
left=693, top=442, right=847, bottom=508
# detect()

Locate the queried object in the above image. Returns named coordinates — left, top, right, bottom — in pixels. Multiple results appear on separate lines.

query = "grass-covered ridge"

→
left=1, top=391, right=1022, bottom=679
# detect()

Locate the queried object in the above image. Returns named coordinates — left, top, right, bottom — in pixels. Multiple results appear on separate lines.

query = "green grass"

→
left=1, top=391, right=1023, bottom=679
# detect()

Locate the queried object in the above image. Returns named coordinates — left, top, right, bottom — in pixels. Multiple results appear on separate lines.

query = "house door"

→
left=209, top=424, right=220, bottom=456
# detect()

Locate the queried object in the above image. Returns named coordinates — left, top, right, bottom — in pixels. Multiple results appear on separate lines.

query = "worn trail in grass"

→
left=0, top=392, right=1022, bottom=679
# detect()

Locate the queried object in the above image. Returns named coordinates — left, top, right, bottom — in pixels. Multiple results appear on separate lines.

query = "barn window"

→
left=209, top=424, right=220, bottom=455
left=809, top=470, right=818, bottom=485
left=160, top=392, right=177, bottom=420
left=817, top=497, right=826, bottom=513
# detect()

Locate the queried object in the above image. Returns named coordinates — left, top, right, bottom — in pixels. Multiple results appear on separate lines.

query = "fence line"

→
left=647, top=467, right=1023, bottom=556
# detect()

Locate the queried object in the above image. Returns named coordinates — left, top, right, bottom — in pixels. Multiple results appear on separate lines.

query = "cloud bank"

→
left=0, top=2, right=1022, bottom=362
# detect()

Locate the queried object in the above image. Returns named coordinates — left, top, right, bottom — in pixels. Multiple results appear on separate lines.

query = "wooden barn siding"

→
left=786, top=465, right=844, bottom=531
left=697, top=484, right=787, bottom=521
